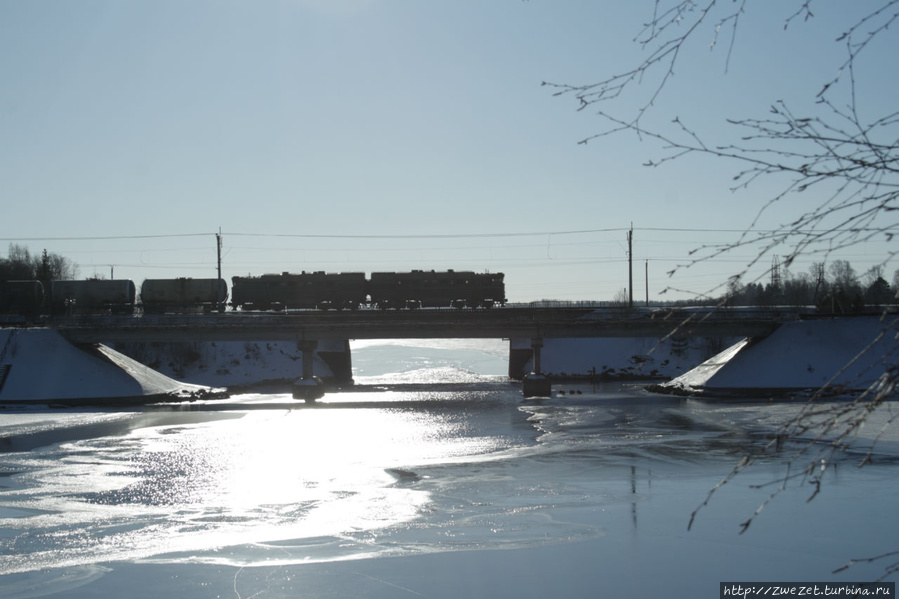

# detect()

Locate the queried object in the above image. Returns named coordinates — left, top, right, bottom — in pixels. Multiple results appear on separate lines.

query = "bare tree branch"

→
left=547, top=0, right=899, bottom=565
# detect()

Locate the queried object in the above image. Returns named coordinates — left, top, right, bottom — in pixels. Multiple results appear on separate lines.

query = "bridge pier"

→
left=317, top=339, right=354, bottom=384
left=522, top=338, right=551, bottom=398
left=293, top=340, right=324, bottom=402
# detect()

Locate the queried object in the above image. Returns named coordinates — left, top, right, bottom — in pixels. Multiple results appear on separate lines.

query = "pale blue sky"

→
left=2, top=1, right=896, bottom=302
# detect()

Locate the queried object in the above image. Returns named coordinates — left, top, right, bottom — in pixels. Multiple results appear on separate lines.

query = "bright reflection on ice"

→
left=0, top=388, right=521, bottom=574
left=0, top=340, right=525, bottom=575
left=122, top=404, right=495, bottom=510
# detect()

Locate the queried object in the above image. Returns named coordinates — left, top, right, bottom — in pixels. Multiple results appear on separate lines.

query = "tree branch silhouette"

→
left=548, top=0, right=899, bottom=576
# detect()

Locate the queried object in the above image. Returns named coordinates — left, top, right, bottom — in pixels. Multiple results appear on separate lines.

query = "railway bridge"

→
left=40, top=306, right=798, bottom=398
left=50, top=306, right=789, bottom=343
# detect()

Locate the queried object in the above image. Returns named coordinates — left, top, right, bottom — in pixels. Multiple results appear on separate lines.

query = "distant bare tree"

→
left=829, top=259, right=860, bottom=293
left=547, top=0, right=899, bottom=576
left=0, top=244, right=78, bottom=283
left=611, top=287, right=630, bottom=305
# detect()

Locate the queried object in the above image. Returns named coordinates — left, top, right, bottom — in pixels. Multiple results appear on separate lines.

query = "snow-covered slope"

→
left=510, top=335, right=739, bottom=379
left=109, top=339, right=342, bottom=389
left=0, top=329, right=220, bottom=404
left=655, top=316, right=899, bottom=397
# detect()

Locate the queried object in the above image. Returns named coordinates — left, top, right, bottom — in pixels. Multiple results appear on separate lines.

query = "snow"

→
left=657, top=315, right=899, bottom=396
left=511, top=334, right=740, bottom=379
left=0, top=329, right=218, bottom=403
left=3, top=315, right=896, bottom=403
left=109, top=339, right=336, bottom=389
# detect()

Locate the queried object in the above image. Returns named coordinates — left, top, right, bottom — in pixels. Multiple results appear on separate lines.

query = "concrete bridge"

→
left=24, top=306, right=800, bottom=399
left=50, top=306, right=789, bottom=343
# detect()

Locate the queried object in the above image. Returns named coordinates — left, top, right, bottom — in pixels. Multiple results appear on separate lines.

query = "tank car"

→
left=51, top=279, right=136, bottom=315
left=140, top=278, right=228, bottom=313
left=0, top=280, right=45, bottom=316
left=231, top=271, right=367, bottom=311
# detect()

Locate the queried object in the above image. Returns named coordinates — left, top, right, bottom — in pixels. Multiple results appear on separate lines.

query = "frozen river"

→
left=1, top=339, right=897, bottom=597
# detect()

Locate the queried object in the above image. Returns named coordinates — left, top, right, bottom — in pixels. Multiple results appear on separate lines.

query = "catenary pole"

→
left=627, top=225, right=633, bottom=309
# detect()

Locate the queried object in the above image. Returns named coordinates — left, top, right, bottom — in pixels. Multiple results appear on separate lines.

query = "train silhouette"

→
left=0, top=270, right=506, bottom=315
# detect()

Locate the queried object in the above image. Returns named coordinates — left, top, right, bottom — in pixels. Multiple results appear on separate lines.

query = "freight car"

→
left=231, top=272, right=367, bottom=311
left=141, top=278, right=227, bottom=314
left=0, top=280, right=45, bottom=316
left=50, top=279, right=136, bottom=315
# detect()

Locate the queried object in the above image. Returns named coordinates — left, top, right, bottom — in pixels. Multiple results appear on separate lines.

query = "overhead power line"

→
left=1, top=226, right=890, bottom=243
left=0, top=233, right=213, bottom=242
left=226, top=228, right=629, bottom=239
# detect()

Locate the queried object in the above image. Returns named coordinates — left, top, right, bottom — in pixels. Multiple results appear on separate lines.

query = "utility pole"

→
left=645, top=259, right=649, bottom=307
left=216, top=228, right=222, bottom=282
left=627, top=225, right=633, bottom=310
left=216, top=229, right=224, bottom=311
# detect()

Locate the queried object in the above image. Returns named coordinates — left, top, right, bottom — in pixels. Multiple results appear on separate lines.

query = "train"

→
left=0, top=270, right=506, bottom=316
left=141, top=278, right=228, bottom=314
left=231, top=270, right=506, bottom=311
left=0, top=280, right=46, bottom=317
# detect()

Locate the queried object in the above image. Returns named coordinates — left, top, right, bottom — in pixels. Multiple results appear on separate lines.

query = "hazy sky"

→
left=2, top=1, right=896, bottom=302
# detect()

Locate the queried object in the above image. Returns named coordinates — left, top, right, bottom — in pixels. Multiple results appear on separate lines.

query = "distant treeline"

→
left=531, top=261, right=898, bottom=313
left=721, top=260, right=897, bottom=313
left=0, top=244, right=78, bottom=287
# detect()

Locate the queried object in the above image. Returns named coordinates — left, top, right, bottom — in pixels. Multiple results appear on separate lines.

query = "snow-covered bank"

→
left=653, top=315, right=899, bottom=397
left=509, top=334, right=739, bottom=380
left=110, top=339, right=346, bottom=390
left=0, top=329, right=222, bottom=404
left=7, top=314, right=892, bottom=404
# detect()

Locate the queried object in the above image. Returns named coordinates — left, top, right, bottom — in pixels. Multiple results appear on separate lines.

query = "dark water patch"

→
left=386, top=468, right=422, bottom=485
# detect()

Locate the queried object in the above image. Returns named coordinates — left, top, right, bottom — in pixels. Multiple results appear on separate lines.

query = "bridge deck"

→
left=28, top=307, right=791, bottom=344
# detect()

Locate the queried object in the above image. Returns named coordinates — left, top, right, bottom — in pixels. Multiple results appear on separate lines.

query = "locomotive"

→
left=230, top=270, right=506, bottom=311
left=367, top=270, right=505, bottom=310
left=0, top=270, right=506, bottom=315
left=231, top=272, right=367, bottom=311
